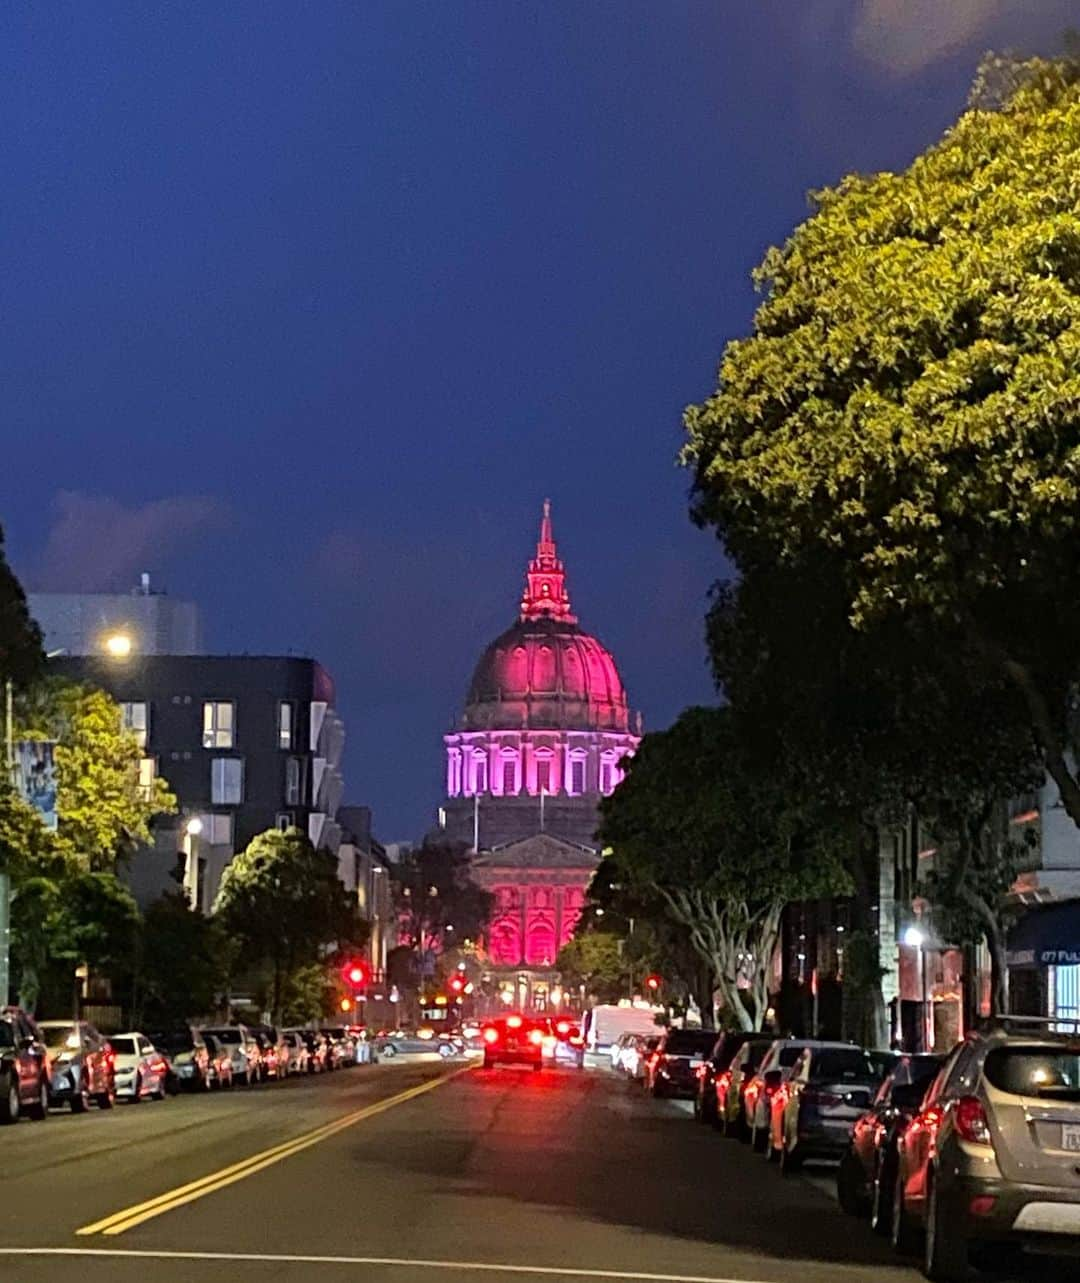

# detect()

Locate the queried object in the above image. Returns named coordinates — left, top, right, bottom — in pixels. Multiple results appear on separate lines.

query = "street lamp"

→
left=903, top=926, right=930, bottom=1052
left=102, top=632, right=133, bottom=659
left=183, top=816, right=203, bottom=911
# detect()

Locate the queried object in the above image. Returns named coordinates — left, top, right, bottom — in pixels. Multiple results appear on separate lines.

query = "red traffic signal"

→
left=343, top=960, right=369, bottom=988
left=645, top=974, right=662, bottom=992
left=448, top=975, right=465, bottom=994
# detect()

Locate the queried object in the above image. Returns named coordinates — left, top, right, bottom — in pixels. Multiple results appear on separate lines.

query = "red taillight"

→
left=528, top=1029, right=544, bottom=1047
left=556, top=1021, right=571, bottom=1036
left=953, top=1096, right=992, bottom=1146
left=763, top=1080, right=780, bottom=1098
left=483, top=1028, right=499, bottom=1045
left=507, top=1014, right=523, bottom=1029
left=716, top=1070, right=732, bottom=1090
left=569, top=1036, right=584, bottom=1047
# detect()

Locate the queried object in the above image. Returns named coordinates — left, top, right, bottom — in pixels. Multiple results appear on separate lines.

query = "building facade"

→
left=51, top=654, right=345, bottom=909
left=30, top=575, right=203, bottom=656
left=438, top=502, right=640, bottom=1010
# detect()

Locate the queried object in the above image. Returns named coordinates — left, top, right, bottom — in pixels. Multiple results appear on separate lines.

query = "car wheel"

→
left=837, top=1147, right=864, bottom=1216
left=28, top=1077, right=49, bottom=1120
left=924, top=1173, right=967, bottom=1282
left=870, top=1155, right=895, bottom=1237
left=891, top=1162, right=918, bottom=1255
left=97, top=1086, right=115, bottom=1110
left=0, top=1076, right=20, bottom=1124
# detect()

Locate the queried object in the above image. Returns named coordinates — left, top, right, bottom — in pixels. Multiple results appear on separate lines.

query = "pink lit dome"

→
left=461, top=502, right=631, bottom=734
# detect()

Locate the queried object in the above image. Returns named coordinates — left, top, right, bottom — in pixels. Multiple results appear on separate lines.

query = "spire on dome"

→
left=520, top=499, right=577, bottom=623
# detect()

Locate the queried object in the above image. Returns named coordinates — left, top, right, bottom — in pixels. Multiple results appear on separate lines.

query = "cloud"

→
left=32, top=491, right=229, bottom=592
left=851, top=0, right=1005, bottom=75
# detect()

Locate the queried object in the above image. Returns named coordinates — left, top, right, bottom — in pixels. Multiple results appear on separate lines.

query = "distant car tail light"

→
left=716, top=1069, right=732, bottom=1091
left=483, top=1028, right=499, bottom=1045
left=954, top=1096, right=992, bottom=1146
left=762, top=1079, right=780, bottom=1098
left=528, top=1028, right=544, bottom=1046
left=569, top=1036, right=584, bottom=1047
left=555, top=1021, right=571, bottom=1037
left=507, top=1015, right=523, bottom=1029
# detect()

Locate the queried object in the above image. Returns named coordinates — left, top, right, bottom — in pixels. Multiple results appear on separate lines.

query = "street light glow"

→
left=185, top=817, right=204, bottom=836
left=903, top=925, right=925, bottom=948
left=103, top=632, right=133, bottom=658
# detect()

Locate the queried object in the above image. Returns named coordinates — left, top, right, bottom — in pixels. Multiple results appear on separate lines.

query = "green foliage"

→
left=684, top=54, right=1080, bottom=828
left=214, top=827, right=357, bottom=1023
left=392, top=841, right=493, bottom=955
left=555, top=932, right=626, bottom=1004
left=17, top=678, right=176, bottom=870
left=138, top=891, right=231, bottom=1026
left=0, top=521, right=44, bottom=689
left=279, top=963, right=338, bottom=1027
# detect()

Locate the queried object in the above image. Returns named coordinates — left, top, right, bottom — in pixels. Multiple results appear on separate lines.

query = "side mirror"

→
left=763, top=1069, right=783, bottom=1089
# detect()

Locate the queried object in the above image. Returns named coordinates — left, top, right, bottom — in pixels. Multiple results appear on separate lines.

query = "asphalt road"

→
left=0, top=1057, right=1075, bottom=1283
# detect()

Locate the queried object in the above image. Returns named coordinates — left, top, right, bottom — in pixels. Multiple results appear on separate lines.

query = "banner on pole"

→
left=14, top=740, right=58, bottom=830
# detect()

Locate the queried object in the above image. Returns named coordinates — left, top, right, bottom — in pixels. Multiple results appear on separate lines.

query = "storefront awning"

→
left=1007, top=900, right=1080, bottom=968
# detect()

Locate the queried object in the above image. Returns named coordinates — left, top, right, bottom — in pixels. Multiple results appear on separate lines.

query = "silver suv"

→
left=893, top=1017, right=1080, bottom=1280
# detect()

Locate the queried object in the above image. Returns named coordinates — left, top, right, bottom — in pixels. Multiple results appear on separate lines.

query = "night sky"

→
left=2, top=2, right=1076, bottom=840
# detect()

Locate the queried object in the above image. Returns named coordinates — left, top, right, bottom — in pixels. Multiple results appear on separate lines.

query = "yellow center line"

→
left=77, top=1064, right=473, bottom=1237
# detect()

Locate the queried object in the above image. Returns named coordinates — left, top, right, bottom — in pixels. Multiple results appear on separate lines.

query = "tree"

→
left=392, top=841, right=493, bottom=959
left=16, top=678, right=176, bottom=870
left=599, top=706, right=849, bottom=1031
left=555, top=933, right=627, bottom=1005
left=0, top=521, right=43, bottom=690
left=214, top=827, right=356, bottom=1023
left=684, top=54, right=1080, bottom=832
left=137, top=891, right=232, bottom=1027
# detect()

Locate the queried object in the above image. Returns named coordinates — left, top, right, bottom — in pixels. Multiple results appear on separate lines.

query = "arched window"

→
left=473, top=751, right=488, bottom=794
left=535, top=750, right=553, bottom=795
left=446, top=750, right=461, bottom=797
left=599, top=755, right=615, bottom=796
left=567, top=752, right=587, bottom=796
left=500, top=750, right=518, bottom=796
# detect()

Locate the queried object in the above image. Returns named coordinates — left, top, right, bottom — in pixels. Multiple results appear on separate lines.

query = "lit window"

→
left=501, top=755, right=516, bottom=795
left=205, top=814, right=233, bottom=845
left=137, top=756, right=157, bottom=802
left=121, top=702, right=149, bottom=749
left=203, top=701, right=234, bottom=749
left=536, top=758, right=552, bottom=794
left=599, top=758, right=614, bottom=796
left=569, top=756, right=586, bottom=795
left=285, top=756, right=303, bottom=806
left=278, top=702, right=294, bottom=750
left=474, top=753, right=488, bottom=794
left=211, top=757, right=244, bottom=805
left=447, top=750, right=461, bottom=797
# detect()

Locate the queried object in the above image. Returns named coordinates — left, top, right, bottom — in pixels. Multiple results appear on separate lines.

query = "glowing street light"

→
left=102, top=632, right=133, bottom=659
left=903, top=925, right=925, bottom=949
left=185, top=816, right=203, bottom=837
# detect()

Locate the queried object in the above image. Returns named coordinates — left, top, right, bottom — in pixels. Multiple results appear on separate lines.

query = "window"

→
left=447, top=750, right=461, bottom=797
left=474, top=753, right=488, bottom=794
left=599, top=758, right=615, bottom=796
left=568, top=756, right=586, bottom=795
left=501, top=756, right=516, bottom=795
left=278, top=702, right=294, bottom=750
left=137, top=757, right=157, bottom=802
left=211, top=757, right=244, bottom=805
left=203, top=701, right=234, bottom=749
left=120, top=701, right=148, bottom=749
left=536, top=758, right=552, bottom=795
left=285, top=756, right=304, bottom=806
left=276, top=812, right=293, bottom=831
left=204, top=814, right=233, bottom=846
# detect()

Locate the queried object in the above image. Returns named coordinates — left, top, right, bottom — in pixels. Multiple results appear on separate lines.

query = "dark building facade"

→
left=51, top=654, right=345, bottom=909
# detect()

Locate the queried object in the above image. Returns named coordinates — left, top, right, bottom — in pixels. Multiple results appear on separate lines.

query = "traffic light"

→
left=448, top=974, right=465, bottom=994
left=342, top=960, right=369, bottom=989
left=339, top=997, right=351, bottom=1012
left=645, top=973, right=662, bottom=993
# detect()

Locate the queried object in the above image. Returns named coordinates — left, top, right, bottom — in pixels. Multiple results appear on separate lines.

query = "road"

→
left=0, top=1058, right=1073, bottom=1283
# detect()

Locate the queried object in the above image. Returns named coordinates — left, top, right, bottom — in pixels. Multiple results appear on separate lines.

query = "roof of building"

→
left=472, top=831, right=602, bottom=871
left=461, top=501, right=631, bottom=733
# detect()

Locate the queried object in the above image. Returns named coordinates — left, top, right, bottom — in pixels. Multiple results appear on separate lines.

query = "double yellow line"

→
left=78, top=1065, right=471, bottom=1237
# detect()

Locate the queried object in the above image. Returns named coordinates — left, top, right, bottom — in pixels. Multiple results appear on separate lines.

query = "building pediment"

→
left=472, top=831, right=600, bottom=872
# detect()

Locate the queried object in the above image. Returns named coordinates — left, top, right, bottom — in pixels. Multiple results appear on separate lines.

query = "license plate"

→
left=1062, top=1124, right=1080, bottom=1152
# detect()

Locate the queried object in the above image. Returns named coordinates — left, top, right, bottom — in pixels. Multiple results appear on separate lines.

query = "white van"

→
left=582, top=1004, right=661, bottom=1055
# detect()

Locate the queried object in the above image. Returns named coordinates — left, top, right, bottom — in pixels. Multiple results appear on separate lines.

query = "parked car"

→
left=147, top=1027, right=210, bottom=1091
left=893, top=1018, right=1080, bottom=1280
left=694, top=1031, right=754, bottom=1127
left=611, top=1031, right=640, bottom=1072
left=628, top=1034, right=661, bottom=1083
left=481, top=1015, right=545, bottom=1070
left=376, top=1029, right=459, bottom=1059
left=202, top=1033, right=235, bottom=1089
left=110, top=1032, right=168, bottom=1103
left=294, top=1029, right=330, bottom=1072
left=645, top=1029, right=718, bottom=1099
left=769, top=1043, right=884, bottom=1171
left=837, top=1053, right=945, bottom=1230
left=746, top=1039, right=821, bottom=1151
left=200, top=1025, right=261, bottom=1086
left=0, top=1006, right=50, bottom=1123
left=716, top=1036, right=773, bottom=1139
left=37, top=1019, right=115, bottom=1112
left=549, top=1019, right=585, bottom=1068
left=280, top=1030, right=310, bottom=1076
left=323, top=1026, right=358, bottom=1066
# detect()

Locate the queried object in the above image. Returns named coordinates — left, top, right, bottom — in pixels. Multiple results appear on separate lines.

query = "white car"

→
left=611, top=1031, right=638, bottom=1071
left=280, top=1031, right=310, bottom=1076
left=109, top=1032, right=167, bottom=1103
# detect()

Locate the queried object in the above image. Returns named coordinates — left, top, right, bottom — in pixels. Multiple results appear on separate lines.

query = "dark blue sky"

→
left=2, top=2, right=1075, bottom=839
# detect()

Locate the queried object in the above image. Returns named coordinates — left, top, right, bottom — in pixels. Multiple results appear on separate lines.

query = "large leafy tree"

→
left=214, top=827, right=357, bottom=1023
left=16, top=678, right=176, bottom=869
left=137, top=891, right=232, bottom=1027
left=599, top=706, right=849, bottom=1031
left=0, top=521, right=43, bottom=690
left=684, top=54, right=1080, bottom=830
left=392, top=841, right=493, bottom=959
left=555, top=933, right=627, bottom=1006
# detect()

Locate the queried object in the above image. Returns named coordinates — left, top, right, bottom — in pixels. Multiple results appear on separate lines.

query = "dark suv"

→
left=0, top=1006, right=50, bottom=1123
left=481, top=1016, right=544, bottom=1070
left=694, top=1031, right=755, bottom=1126
left=647, top=1029, right=719, bottom=1099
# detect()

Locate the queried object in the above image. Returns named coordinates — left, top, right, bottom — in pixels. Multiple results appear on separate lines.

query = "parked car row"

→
left=1, top=1005, right=372, bottom=1125
left=655, top=1017, right=1080, bottom=1282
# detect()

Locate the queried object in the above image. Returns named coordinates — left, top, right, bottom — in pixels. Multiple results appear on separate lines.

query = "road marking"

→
left=76, top=1065, right=472, bottom=1237
left=0, top=1249, right=788, bottom=1283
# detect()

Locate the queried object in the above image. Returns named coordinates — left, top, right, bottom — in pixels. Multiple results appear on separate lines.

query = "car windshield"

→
left=984, top=1046, right=1080, bottom=1100
left=40, top=1024, right=79, bottom=1050
left=664, top=1031, right=716, bottom=1055
left=811, top=1049, right=877, bottom=1080
left=110, top=1036, right=137, bottom=1056
left=203, top=1028, right=240, bottom=1045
